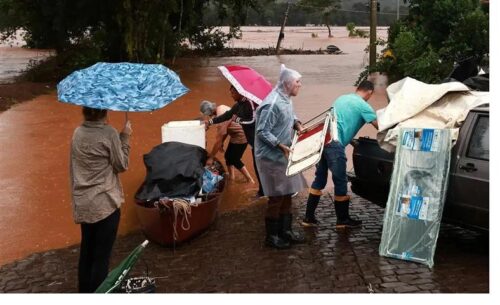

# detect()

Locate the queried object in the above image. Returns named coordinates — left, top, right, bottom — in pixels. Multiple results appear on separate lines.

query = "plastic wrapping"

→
left=379, top=128, right=452, bottom=268
left=135, top=142, right=207, bottom=202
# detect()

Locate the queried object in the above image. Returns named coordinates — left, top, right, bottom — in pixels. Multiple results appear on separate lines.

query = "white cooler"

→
left=161, top=120, right=205, bottom=149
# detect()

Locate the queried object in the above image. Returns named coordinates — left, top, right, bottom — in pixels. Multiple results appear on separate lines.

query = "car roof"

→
left=472, top=104, right=489, bottom=113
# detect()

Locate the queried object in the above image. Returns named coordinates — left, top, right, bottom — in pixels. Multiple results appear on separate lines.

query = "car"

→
left=348, top=105, right=489, bottom=231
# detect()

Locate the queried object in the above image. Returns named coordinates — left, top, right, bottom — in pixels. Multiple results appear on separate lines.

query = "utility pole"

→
left=369, top=0, right=377, bottom=68
left=276, top=2, right=291, bottom=54
left=396, top=0, right=400, bottom=20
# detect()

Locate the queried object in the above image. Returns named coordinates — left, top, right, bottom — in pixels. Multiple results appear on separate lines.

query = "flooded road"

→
left=0, top=33, right=53, bottom=83
left=0, top=27, right=388, bottom=265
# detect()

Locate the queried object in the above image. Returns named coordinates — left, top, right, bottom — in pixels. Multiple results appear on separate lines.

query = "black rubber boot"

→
left=302, top=194, right=321, bottom=227
left=334, top=199, right=362, bottom=228
left=280, top=214, right=305, bottom=244
left=265, top=218, right=291, bottom=249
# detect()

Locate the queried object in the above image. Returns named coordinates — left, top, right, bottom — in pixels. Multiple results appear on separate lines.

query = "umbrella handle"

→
left=125, top=111, right=128, bottom=122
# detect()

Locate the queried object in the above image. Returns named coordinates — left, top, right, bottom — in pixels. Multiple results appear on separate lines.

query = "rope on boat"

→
left=158, top=198, right=192, bottom=241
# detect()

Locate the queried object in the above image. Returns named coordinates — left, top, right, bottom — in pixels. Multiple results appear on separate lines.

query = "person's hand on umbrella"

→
left=122, top=120, right=132, bottom=135
left=278, top=143, right=292, bottom=159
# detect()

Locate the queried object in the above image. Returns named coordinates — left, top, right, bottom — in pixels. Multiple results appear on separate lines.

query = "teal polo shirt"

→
left=331, top=93, right=377, bottom=147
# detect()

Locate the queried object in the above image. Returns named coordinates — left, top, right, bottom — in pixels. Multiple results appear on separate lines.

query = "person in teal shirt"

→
left=302, top=80, right=378, bottom=228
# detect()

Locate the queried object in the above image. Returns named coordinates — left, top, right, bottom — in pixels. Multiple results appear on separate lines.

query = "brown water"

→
left=0, top=30, right=53, bottom=84
left=0, top=46, right=53, bottom=84
left=0, top=27, right=388, bottom=265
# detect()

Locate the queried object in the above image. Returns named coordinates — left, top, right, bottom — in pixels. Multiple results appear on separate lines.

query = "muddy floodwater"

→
left=0, top=31, right=53, bottom=83
left=0, top=27, right=388, bottom=265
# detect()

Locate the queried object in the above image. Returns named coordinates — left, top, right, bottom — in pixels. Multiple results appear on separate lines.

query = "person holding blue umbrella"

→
left=59, top=62, right=189, bottom=292
left=70, top=106, right=132, bottom=292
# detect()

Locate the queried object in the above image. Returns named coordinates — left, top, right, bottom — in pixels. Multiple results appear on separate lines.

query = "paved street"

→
left=0, top=193, right=488, bottom=293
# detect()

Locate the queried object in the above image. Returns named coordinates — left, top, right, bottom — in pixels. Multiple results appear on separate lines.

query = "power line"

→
left=337, top=8, right=408, bottom=16
left=292, top=3, right=409, bottom=16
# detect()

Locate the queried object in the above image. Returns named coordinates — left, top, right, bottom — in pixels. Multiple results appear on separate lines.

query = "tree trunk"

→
left=324, top=13, right=333, bottom=38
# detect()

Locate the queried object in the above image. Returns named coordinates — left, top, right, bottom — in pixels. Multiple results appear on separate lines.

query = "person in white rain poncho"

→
left=255, top=64, right=308, bottom=249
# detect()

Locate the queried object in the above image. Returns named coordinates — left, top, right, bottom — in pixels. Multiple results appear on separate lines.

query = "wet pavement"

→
left=0, top=193, right=488, bottom=293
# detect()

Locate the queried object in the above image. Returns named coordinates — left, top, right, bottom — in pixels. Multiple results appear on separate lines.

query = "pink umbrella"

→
left=218, top=65, right=273, bottom=105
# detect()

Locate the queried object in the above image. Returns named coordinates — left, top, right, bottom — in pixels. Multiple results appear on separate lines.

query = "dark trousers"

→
left=78, top=209, right=120, bottom=293
left=243, top=123, right=264, bottom=195
left=224, top=142, right=247, bottom=169
left=251, top=148, right=264, bottom=195
left=266, top=195, right=292, bottom=219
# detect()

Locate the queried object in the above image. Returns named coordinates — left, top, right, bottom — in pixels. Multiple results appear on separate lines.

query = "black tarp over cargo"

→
left=135, top=142, right=207, bottom=201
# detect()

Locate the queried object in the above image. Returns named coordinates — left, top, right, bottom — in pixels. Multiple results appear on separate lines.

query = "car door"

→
left=446, top=112, right=489, bottom=230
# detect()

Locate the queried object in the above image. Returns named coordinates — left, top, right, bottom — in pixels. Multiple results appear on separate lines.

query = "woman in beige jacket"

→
left=70, top=106, right=131, bottom=292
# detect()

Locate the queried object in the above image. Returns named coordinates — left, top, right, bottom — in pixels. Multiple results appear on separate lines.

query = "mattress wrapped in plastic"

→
left=379, top=128, right=452, bottom=268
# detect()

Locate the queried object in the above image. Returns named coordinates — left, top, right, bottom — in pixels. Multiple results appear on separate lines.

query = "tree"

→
left=298, top=0, right=340, bottom=37
left=0, top=0, right=262, bottom=62
left=0, top=0, right=105, bottom=51
left=358, top=0, right=489, bottom=84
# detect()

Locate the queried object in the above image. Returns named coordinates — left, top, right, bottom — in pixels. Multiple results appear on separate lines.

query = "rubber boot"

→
left=280, top=214, right=305, bottom=244
left=301, top=194, right=320, bottom=227
left=265, top=218, right=290, bottom=249
left=334, top=199, right=362, bottom=228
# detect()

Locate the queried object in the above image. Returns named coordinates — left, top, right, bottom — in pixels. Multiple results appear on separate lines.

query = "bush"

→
left=346, top=22, right=356, bottom=36
left=189, top=26, right=242, bottom=52
left=346, top=22, right=368, bottom=38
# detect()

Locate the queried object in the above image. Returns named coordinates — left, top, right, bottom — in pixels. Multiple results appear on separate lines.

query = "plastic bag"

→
left=379, top=128, right=452, bottom=268
left=202, top=169, right=223, bottom=194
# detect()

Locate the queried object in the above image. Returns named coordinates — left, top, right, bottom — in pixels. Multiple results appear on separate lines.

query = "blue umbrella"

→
left=57, top=62, right=189, bottom=112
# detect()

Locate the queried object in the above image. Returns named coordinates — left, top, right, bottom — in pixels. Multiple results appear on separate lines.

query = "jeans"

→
left=78, top=209, right=120, bottom=293
left=311, top=141, right=348, bottom=196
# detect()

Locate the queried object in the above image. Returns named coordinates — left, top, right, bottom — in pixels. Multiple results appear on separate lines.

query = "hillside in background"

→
left=223, top=0, right=410, bottom=26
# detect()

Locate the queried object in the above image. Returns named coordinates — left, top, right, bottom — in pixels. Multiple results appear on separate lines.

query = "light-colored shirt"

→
left=70, top=121, right=130, bottom=224
left=332, top=93, right=376, bottom=146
